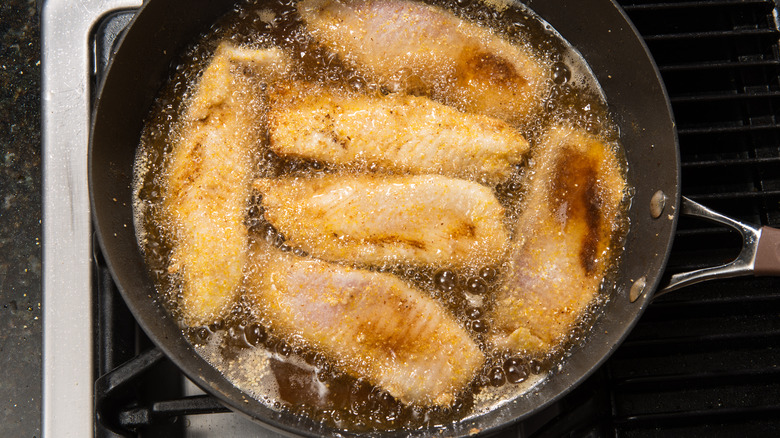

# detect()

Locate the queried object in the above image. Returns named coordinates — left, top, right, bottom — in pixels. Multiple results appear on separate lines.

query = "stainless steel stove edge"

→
left=41, top=0, right=142, bottom=436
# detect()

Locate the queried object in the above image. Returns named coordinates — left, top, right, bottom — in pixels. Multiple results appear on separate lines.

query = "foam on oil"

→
left=133, top=0, right=628, bottom=433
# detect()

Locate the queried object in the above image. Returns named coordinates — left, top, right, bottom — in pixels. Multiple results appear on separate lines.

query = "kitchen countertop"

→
left=0, top=0, right=42, bottom=437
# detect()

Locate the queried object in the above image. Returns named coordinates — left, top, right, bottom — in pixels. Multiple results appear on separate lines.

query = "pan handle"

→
left=655, top=196, right=780, bottom=298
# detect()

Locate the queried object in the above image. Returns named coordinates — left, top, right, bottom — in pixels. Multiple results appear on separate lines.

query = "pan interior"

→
left=90, top=0, right=678, bottom=436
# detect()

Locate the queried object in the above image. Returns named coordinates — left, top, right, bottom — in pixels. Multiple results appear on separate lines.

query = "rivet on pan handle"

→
left=655, top=196, right=780, bottom=298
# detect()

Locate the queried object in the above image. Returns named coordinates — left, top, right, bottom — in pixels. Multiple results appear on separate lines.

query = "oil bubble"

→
left=552, top=62, right=571, bottom=85
left=488, top=366, right=506, bottom=387
left=434, top=270, right=458, bottom=292
left=503, top=357, right=529, bottom=383
left=244, top=323, right=267, bottom=346
left=466, top=277, right=487, bottom=294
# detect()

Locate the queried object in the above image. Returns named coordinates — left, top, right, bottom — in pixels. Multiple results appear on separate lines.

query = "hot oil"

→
left=133, top=0, right=629, bottom=433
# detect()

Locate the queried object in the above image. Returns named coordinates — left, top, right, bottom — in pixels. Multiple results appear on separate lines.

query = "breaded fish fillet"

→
left=246, top=240, right=485, bottom=406
left=253, top=174, right=509, bottom=269
left=298, top=0, right=549, bottom=127
left=163, top=43, right=290, bottom=326
left=489, top=126, right=626, bottom=354
left=267, top=81, right=530, bottom=185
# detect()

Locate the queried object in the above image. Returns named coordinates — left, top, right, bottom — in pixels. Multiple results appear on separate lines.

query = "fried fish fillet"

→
left=298, top=0, right=549, bottom=127
left=163, top=43, right=290, bottom=326
left=246, top=240, right=485, bottom=406
left=267, top=81, right=530, bottom=185
left=253, top=174, right=509, bottom=269
left=489, top=126, right=627, bottom=354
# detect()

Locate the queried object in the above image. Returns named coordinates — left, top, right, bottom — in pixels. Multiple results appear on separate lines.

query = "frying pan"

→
left=88, top=0, right=780, bottom=435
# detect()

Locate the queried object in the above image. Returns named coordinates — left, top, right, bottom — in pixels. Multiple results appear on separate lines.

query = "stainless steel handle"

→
left=655, top=196, right=780, bottom=298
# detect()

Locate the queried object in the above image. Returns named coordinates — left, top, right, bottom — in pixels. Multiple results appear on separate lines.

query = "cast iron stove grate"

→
left=92, top=1, right=780, bottom=437
left=605, top=1, right=780, bottom=437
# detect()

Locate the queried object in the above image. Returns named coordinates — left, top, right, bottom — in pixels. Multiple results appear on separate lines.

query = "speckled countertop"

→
left=0, top=0, right=42, bottom=437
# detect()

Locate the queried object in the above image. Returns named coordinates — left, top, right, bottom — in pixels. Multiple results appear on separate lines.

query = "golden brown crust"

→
left=163, top=44, right=290, bottom=326
left=298, top=0, right=550, bottom=127
left=267, top=81, right=529, bottom=185
left=246, top=241, right=485, bottom=406
left=489, top=126, right=627, bottom=354
left=253, top=174, right=510, bottom=269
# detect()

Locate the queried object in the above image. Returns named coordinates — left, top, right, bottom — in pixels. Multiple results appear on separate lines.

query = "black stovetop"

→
left=89, top=1, right=780, bottom=437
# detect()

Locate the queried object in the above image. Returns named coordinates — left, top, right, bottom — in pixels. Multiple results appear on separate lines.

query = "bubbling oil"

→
left=133, top=0, right=628, bottom=433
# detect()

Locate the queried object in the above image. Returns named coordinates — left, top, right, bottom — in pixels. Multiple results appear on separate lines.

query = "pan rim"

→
left=88, top=0, right=680, bottom=436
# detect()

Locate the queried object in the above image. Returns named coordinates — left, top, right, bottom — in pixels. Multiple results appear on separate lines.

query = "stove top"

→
left=41, top=0, right=780, bottom=437
left=41, top=1, right=142, bottom=437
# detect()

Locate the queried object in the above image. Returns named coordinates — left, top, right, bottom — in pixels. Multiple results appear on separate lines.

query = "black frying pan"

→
left=90, top=0, right=679, bottom=435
